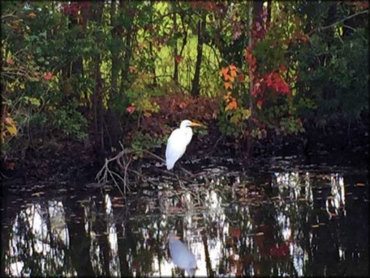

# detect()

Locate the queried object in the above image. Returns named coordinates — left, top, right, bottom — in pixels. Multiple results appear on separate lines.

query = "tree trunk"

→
left=119, top=0, right=133, bottom=96
left=173, top=7, right=179, bottom=84
left=191, top=12, right=206, bottom=96
left=267, top=0, right=272, bottom=23
left=91, top=2, right=105, bottom=158
left=106, top=0, right=123, bottom=149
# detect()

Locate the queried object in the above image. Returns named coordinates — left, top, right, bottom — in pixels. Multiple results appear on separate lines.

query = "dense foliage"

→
left=1, top=1, right=368, bottom=161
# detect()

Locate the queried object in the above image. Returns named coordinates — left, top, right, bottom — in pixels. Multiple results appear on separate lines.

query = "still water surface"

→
left=1, top=156, right=368, bottom=277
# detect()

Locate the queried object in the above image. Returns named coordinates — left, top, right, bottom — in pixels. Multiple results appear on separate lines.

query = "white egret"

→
left=165, top=120, right=202, bottom=170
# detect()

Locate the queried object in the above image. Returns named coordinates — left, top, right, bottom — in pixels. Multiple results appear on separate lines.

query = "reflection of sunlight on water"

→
left=274, top=171, right=314, bottom=202
left=326, top=174, right=346, bottom=219
left=104, top=194, right=121, bottom=277
left=48, top=200, right=69, bottom=247
left=3, top=167, right=368, bottom=277
left=5, top=201, right=76, bottom=277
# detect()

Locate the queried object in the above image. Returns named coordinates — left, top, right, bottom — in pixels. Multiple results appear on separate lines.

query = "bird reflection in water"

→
left=168, top=233, right=197, bottom=276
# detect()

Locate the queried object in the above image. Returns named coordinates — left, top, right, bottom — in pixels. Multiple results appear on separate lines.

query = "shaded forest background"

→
left=1, top=1, right=368, bottom=178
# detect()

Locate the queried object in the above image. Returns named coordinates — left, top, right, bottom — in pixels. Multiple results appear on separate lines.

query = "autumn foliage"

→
left=1, top=1, right=368, bottom=161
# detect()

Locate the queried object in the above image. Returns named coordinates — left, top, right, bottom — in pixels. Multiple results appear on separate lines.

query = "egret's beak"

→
left=190, top=121, right=203, bottom=127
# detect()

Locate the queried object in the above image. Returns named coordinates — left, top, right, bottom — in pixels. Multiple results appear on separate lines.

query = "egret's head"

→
left=180, top=120, right=202, bottom=128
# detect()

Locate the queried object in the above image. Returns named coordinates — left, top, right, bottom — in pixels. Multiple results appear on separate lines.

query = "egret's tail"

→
left=166, top=160, right=174, bottom=170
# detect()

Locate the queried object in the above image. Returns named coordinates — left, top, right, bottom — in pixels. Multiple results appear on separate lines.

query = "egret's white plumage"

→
left=165, top=120, right=201, bottom=170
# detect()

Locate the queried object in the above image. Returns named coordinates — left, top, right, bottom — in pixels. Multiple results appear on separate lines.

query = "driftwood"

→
left=95, top=146, right=201, bottom=196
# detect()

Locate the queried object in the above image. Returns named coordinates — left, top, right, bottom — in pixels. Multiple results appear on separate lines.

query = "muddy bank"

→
left=1, top=120, right=368, bottom=186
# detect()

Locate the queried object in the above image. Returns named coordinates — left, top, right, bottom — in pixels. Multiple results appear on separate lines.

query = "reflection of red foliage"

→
left=269, top=242, right=291, bottom=258
left=230, top=227, right=241, bottom=239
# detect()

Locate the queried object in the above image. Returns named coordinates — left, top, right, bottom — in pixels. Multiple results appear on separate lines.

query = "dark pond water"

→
left=1, top=156, right=368, bottom=277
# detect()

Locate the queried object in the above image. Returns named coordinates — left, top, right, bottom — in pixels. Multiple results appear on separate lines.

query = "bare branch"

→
left=317, top=9, right=368, bottom=33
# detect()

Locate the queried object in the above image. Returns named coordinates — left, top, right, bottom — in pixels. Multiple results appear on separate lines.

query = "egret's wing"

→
left=166, top=129, right=187, bottom=170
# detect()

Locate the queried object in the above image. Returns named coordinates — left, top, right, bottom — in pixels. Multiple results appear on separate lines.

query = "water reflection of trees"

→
left=3, top=170, right=366, bottom=276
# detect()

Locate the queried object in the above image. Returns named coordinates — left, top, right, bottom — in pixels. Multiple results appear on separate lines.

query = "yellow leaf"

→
left=230, top=114, right=239, bottom=124
left=223, top=91, right=232, bottom=101
left=143, top=112, right=151, bottom=117
left=20, top=83, right=25, bottom=89
left=242, top=109, right=251, bottom=119
left=7, top=124, right=17, bottom=136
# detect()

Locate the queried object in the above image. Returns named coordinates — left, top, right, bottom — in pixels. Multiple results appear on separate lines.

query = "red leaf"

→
left=44, top=73, right=53, bottom=80
left=175, top=55, right=183, bottom=63
left=237, top=73, right=245, bottom=82
left=257, top=99, right=263, bottom=109
left=6, top=58, right=14, bottom=64
left=126, top=104, right=135, bottom=114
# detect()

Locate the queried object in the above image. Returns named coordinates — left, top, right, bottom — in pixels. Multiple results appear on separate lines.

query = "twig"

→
left=143, top=149, right=166, bottom=163
left=316, top=9, right=368, bottom=33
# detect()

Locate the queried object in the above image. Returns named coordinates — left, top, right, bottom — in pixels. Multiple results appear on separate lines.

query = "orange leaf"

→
left=225, top=99, right=237, bottom=111
left=28, top=12, right=37, bottom=18
left=229, top=64, right=237, bottom=71
left=224, top=82, right=233, bottom=89
left=219, top=67, right=229, bottom=77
